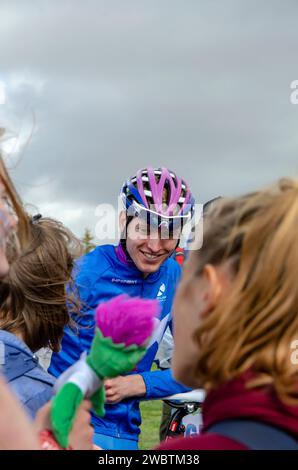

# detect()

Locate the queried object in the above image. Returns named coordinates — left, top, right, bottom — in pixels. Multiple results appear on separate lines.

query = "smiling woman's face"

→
left=125, top=217, right=179, bottom=275
left=0, top=180, right=18, bottom=278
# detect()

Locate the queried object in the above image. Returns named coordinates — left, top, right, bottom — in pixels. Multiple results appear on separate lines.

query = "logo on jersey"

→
left=111, top=278, right=138, bottom=285
left=157, top=283, right=167, bottom=302
left=147, top=313, right=170, bottom=350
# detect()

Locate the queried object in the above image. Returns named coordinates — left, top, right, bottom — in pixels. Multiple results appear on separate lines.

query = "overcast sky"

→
left=0, top=0, right=298, bottom=241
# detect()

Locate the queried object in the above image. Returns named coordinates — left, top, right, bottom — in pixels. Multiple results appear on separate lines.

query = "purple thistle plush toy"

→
left=51, top=294, right=159, bottom=448
left=96, top=294, right=158, bottom=347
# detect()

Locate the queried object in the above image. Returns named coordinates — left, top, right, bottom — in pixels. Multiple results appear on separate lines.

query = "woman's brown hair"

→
left=193, top=178, right=298, bottom=404
left=0, top=216, right=82, bottom=352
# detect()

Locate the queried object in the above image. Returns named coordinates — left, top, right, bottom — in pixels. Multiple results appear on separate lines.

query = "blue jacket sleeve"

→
left=139, top=368, right=191, bottom=400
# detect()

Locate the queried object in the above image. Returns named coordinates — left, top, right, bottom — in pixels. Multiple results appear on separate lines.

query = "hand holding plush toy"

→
left=50, top=295, right=159, bottom=448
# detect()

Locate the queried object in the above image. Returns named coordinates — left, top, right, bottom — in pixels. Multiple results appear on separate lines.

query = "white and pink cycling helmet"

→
left=120, top=167, right=195, bottom=232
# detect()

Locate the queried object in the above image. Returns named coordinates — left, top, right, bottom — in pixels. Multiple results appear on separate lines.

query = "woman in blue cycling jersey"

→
left=50, top=167, right=195, bottom=450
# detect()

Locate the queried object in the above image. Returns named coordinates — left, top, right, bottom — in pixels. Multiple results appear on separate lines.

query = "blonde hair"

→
left=193, top=178, right=298, bottom=404
left=0, top=129, right=30, bottom=250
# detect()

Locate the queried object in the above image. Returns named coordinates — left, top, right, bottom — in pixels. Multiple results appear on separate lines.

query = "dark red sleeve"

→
left=156, top=433, right=248, bottom=451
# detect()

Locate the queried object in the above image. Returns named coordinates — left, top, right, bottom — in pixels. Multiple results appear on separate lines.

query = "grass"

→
left=139, top=399, right=162, bottom=450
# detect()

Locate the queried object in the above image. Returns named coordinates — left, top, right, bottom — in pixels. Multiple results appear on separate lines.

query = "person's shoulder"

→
left=71, top=245, right=118, bottom=305
left=8, top=367, right=54, bottom=418
left=76, top=244, right=115, bottom=279
left=156, top=433, right=248, bottom=450
left=19, top=376, right=54, bottom=419
left=25, top=364, right=55, bottom=387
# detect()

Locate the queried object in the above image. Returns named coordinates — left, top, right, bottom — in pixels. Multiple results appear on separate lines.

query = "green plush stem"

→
left=51, top=382, right=84, bottom=448
left=51, top=331, right=148, bottom=443
left=90, top=386, right=106, bottom=417
left=86, top=329, right=147, bottom=379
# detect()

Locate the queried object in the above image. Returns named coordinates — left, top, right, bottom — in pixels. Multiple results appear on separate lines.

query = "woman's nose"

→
left=146, top=236, right=163, bottom=253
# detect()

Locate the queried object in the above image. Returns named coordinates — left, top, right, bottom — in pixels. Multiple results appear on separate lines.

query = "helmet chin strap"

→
left=173, top=239, right=180, bottom=252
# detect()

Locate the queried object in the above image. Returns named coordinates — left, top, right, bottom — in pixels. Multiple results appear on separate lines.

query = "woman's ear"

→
left=119, top=211, right=127, bottom=233
left=201, top=264, right=224, bottom=314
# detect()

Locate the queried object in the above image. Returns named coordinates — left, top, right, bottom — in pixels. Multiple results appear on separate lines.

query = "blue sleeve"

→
left=139, top=368, right=191, bottom=400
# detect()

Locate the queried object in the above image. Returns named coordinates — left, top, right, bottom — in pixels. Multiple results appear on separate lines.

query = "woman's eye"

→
left=136, top=224, right=147, bottom=234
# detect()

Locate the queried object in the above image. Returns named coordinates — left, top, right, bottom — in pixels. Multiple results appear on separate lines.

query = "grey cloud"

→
left=0, top=0, right=298, bottom=237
